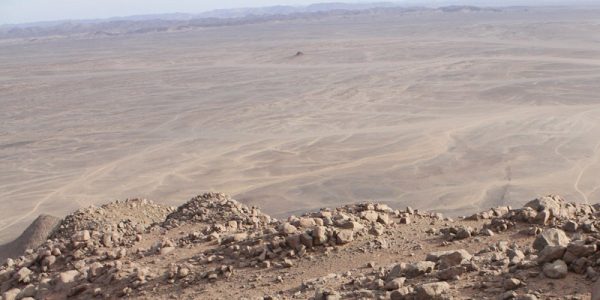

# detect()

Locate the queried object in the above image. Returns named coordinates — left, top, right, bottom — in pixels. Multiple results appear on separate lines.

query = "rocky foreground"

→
left=1, top=194, right=600, bottom=299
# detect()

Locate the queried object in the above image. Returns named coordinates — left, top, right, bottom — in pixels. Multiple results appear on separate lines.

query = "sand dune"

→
left=1, top=7, right=600, bottom=243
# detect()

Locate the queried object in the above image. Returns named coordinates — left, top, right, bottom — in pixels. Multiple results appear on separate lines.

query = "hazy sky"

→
left=0, top=0, right=374, bottom=24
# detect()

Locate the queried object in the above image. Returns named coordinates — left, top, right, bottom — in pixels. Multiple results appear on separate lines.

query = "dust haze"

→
left=2, top=6, right=600, bottom=243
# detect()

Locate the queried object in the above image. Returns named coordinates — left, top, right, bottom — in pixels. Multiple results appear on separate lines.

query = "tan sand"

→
left=1, top=7, right=600, bottom=243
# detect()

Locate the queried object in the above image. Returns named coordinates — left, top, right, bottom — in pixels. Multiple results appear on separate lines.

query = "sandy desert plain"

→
left=1, top=6, right=600, bottom=244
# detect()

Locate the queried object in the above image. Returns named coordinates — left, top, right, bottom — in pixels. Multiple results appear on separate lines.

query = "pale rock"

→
left=384, top=277, right=406, bottom=290
left=2, top=288, right=20, bottom=300
left=312, top=226, right=328, bottom=245
left=160, top=246, right=175, bottom=255
left=543, top=260, right=568, bottom=279
left=360, top=211, right=379, bottom=222
left=532, top=228, right=570, bottom=251
left=414, top=281, right=450, bottom=300
left=14, top=267, right=32, bottom=283
left=336, top=230, right=354, bottom=244
left=280, top=223, right=298, bottom=235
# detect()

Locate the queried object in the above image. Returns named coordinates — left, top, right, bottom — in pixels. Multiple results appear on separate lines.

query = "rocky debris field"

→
left=2, top=193, right=600, bottom=299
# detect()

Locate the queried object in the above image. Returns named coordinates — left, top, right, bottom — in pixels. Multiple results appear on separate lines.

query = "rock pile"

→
left=2, top=193, right=600, bottom=299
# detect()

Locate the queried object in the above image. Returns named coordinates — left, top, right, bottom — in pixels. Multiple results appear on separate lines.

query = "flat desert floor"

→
left=2, top=7, right=600, bottom=243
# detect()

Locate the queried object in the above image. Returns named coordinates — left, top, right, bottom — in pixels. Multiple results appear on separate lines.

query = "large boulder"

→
left=533, top=228, right=570, bottom=251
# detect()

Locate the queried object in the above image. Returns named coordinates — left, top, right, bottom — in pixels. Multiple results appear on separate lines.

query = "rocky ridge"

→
left=1, top=193, right=600, bottom=299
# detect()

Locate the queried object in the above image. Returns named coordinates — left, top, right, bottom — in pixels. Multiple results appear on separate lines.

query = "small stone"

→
left=312, top=226, right=328, bottom=245
left=160, top=246, right=175, bottom=255
left=178, top=267, right=190, bottom=278
left=72, top=230, right=91, bottom=243
left=14, top=267, right=32, bottom=283
left=543, top=260, right=568, bottom=279
left=283, top=259, right=294, bottom=268
left=336, top=230, right=354, bottom=244
left=537, top=245, right=566, bottom=263
left=2, top=288, right=21, bottom=300
left=390, top=287, right=413, bottom=300
left=532, top=228, right=570, bottom=251
left=503, top=278, right=521, bottom=290
left=414, top=281, right=450, bottom=300
left=562, top=220, right=578, bottom=232
left=280, top=223, right=298, bottom=234
left=384, top=277, right=406, bottom=290
left=405, top=261, right=436, bottom=278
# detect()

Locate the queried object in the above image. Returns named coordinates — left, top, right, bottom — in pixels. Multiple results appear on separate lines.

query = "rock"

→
left=566, top=240, right=596, bottom=257
left=371, top=223, right=385, bottom=236
left=563, top=220, right=578, bottom=232
left=178, top=267, right=190, bottom=278
left=298, top=217, right=316, bottom=228
left=414, top=281, right=450, bottom=300
left=384, top=277, right=406, bottom=290
left=232, top=232, right=248, bottom=242
left=378, top=213, right=393, bottom=225
left=281, top=259, right=294, bottom=268
left=543, top=260, right=568, bottom=279
left=160, top=246, right=175, bottom=255
left=480, top=228, right=495, bottom=236
left=391, top=287, right=413, bottom=300
left=72, top=230, right=91, bottom=242
left=537, top=245, right=566, bottom=263
left=516, top=295, right=538, bottom=300
left=454, top=227, right=472, bottom=239
left=436, top=266, right=466, bottom=281
left=427, top=249, right=471, bottom=269
left=300, top=232, right=314, bottom=248
left=2, top=288, right=21, bottom=300
left=400, top=216, right=411, bottom=224
left=388, top=263, right=408, bottom=280
left=571, top=257, right=591, bottom=274
left=314, top=288, right=341, bottom=300
left=17, top=284, right=36, bottom=298
left=592, top=278, right=600, bottom=300
left=532, top=228, right=570, bottom=251
left=58, top=270, right=80, bottom=285
left=286, top=234, right=302, bottom=251
left=582, top=221, right=596, bottom=233
left=405, top=261, right=436, bottom=278
left=335, top=230, right=354, bottom=244
left=14, top=267, right=32, bottom=283
left=312, top=226, right=328, bottom=245
left=280, top=223, right=298, bottom=235
left=360, top=211, right=379, bottom=222
left=42, top=255, right=57, bottom=267
left=503, top=278, right=521, bottom=290
left=524, top=195, right=562, bottom=217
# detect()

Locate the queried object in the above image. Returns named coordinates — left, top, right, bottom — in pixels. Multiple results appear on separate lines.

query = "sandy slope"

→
left=2, top=7, right=600, bottom=243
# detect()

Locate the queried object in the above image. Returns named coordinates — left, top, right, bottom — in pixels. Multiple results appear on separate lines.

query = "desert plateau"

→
left=1, top=5, right=600, bottom=252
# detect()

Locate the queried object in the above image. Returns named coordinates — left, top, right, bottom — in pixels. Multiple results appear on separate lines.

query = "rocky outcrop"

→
left=0, top=193, right=599, bottom=299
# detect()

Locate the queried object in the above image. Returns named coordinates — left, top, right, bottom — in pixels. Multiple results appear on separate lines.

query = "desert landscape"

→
left=2, top=5, right=600, bottom=245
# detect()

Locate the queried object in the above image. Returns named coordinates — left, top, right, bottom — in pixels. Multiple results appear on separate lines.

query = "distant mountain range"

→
left=0, top=1, right=595, bottom=40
